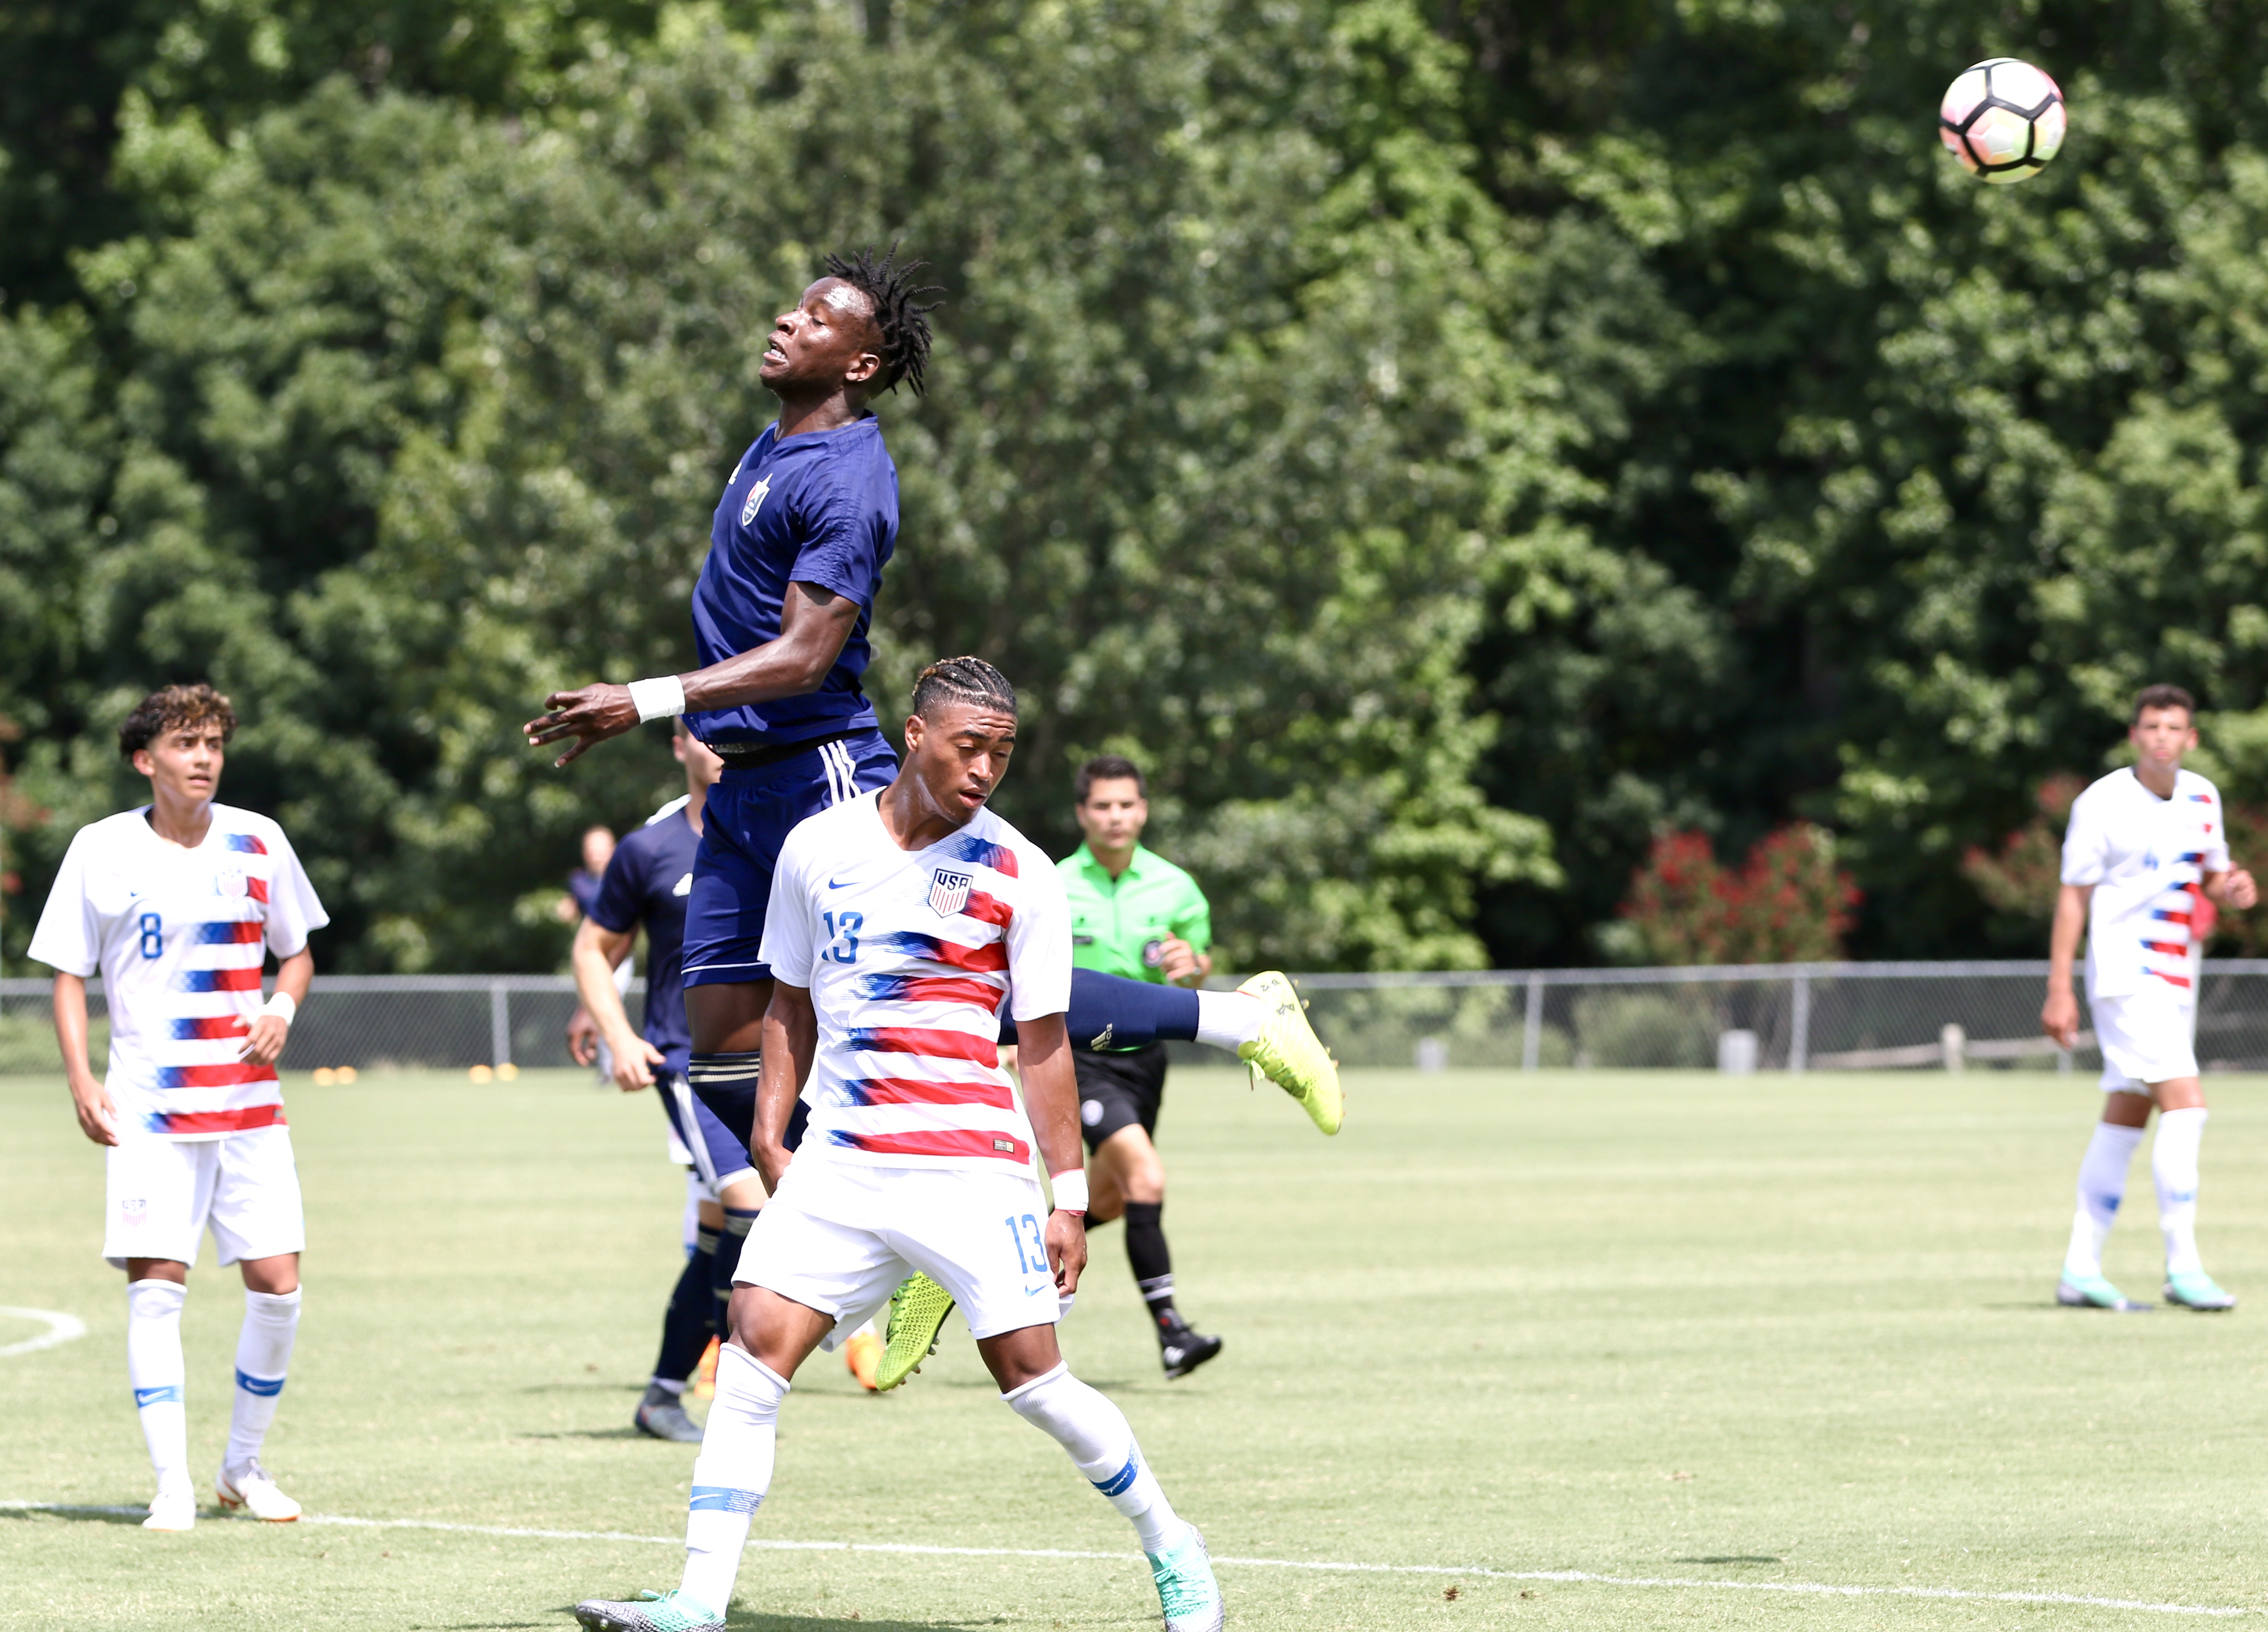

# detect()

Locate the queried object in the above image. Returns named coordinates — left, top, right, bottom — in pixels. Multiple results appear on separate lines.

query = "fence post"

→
left=1521, top=976, right=1543, bottom=1072
left=490, top=982, right=512, bottom=1069
left=1788, top=971, right=1811, bottom=1074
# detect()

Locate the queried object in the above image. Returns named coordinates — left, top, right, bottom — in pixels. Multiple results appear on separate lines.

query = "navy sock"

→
left=1123, top=1200, right=1180, bottom=1330
left=713, top=1208, right=758, bottom=1340
left=654, top=1228, right=716, bottom=1386
left=999, top=970, right=1200, bottom=1051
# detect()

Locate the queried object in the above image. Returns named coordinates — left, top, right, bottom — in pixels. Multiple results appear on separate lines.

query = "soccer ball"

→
left=1938, top=58, right=2067, bottom=184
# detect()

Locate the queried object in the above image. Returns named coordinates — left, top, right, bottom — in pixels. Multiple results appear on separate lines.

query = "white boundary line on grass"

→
left=1, top=1503, right=2247, bottom=1618
left=0, top=1308, right=87, bottom=1358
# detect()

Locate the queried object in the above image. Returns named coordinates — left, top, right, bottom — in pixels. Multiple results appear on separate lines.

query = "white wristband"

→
left=261, top=992, right=297, bottom=1027
left=1050, top=1169, right=1089, bottom=1215
left=628, top=675, right=687, bottom=723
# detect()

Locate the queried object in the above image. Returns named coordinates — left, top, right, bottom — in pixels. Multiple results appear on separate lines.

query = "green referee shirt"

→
left=1057, top=843, right=1213, bottom=983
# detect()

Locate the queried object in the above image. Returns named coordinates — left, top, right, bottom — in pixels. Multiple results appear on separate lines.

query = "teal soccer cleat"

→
left=2056, top=1272, right=2151, bottom=1311
left=2163, top=1270, right=2237, bottom=1311
left=571, top=1589, right=722, bottom=1632
left=1147, top=1526, right=1225, bottom=1632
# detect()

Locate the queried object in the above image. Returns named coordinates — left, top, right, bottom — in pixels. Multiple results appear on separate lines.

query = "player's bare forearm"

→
left=571, top=921, right=659, bottom=1089
left=681, top=582, right=861, bottom=714
left=51, top=973, right=117, bottom=1146
left=754, top=983, right=818, bottom=1190
left=522, top=583, right=859, bottom=767
left=240, top=947, right=314, bottom=1067
left=1014, top=1012, right=1090, bottom=1292
left=2042, top=883, right=2090, bottom=1046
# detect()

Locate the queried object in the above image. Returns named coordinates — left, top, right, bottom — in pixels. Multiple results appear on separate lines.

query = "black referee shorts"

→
left=1073, top=1042, right=1169, bottom=1154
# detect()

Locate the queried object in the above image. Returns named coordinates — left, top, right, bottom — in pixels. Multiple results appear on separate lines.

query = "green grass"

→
left=6, top=1066, right=2268, bottom=1630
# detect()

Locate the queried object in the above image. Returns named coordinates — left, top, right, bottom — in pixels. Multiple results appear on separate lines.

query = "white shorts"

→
left=736, top=1157, right=1061, bottom=1342
left=103, top=1124, right=306, bottom=1270
left=2093, top=984, right=2199, bottom=1092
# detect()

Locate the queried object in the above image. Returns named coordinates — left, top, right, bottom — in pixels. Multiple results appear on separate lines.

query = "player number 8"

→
left=139, top=912, right=163, bottom=959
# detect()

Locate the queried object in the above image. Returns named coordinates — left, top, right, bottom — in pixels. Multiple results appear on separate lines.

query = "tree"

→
left=1614, top=823, right=1859, bottom=966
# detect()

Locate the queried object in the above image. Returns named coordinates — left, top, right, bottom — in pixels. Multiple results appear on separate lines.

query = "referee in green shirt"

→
left=1060, top=755, right=1224, bottom=1380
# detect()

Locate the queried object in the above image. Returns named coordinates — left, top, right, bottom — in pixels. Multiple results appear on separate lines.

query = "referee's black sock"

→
left=1124, top=1201, right=1181, bottom=1330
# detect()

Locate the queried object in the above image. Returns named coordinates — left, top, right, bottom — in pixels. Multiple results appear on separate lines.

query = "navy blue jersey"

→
left=686, top=416, right=898, bottom=747
left=587, top=799, right=701, bottom=1073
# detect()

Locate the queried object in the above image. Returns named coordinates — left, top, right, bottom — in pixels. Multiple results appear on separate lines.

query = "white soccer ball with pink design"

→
left=1939, top=58, right=2067, bottom=184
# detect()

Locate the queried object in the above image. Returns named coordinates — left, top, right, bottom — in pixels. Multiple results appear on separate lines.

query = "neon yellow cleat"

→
left=876, top=1274, right=956, bottom=1391
left=1236, top=971, right=1342, bottom=1135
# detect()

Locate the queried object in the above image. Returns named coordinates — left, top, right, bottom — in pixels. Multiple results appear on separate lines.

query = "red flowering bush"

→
left=1619, top=823, right=1860, bottom=965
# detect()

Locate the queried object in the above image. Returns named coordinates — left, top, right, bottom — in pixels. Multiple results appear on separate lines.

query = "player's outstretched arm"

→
left=753, top=981, right=819, bottom=1193
left=2042, top=883, right=2090, bottom=1048
left=51, top=972, right=118, bottom=1146
left=522, top=582, right=862, bottom=767
left=239, top=947, right=313, bottom=1067
left=1015, top=1012, right=1090, bottom=1296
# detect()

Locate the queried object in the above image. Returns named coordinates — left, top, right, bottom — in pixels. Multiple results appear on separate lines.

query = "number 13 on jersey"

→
left=820, top=910, right=862, bottom=964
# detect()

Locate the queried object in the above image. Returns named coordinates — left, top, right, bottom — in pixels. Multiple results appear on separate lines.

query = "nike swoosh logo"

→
left=827, top=877, right=855, bottom=890
left=1024, top=1284, right=1051, bottom=1297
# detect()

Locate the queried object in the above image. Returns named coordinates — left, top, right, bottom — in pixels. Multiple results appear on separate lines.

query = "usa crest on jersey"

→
left=928, top=869, right=972, bottom=917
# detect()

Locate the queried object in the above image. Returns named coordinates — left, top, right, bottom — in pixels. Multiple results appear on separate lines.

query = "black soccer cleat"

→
left=1159, top=1327, right=1223, bottom=1380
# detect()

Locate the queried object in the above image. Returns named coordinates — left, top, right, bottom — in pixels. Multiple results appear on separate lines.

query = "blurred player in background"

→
left=2044, top=684, right=2256, bottom=1312
left=562, top=823, right=633, bottom=1083
left=571, top=657, right=1224, bottom=1632
left=1060, top=755, right=1225, bottom=1378
left=29, top=684, right=327, bottom=1531
left=572, top=722, right=765, bottom=1441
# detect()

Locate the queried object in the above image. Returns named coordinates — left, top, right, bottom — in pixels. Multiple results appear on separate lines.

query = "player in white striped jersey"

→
left=572, top=658, right=1223, bottom=1632
left=2044, top=684, right=2257, bottom=1312
left=28, top=686, right=328, bottom=1531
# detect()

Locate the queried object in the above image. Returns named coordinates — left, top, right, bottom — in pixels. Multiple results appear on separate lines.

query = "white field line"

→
left=0, top=1308, right=87, bottom=1358
left=0, top=1503, right=2248, bottom=1618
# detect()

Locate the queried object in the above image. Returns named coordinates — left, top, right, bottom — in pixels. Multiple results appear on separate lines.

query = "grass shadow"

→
left=1674, top=1555, right=1782, bottom=1565
left=0, top=1503, right=151, bottom=1527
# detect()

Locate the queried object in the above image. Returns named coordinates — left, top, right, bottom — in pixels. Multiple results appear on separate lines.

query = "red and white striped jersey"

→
left=2061, top=768, right=2230, bottom=998
left=760, top=791, right=1072, bottom=1171
left=28, top=805, right=328, bottom=1140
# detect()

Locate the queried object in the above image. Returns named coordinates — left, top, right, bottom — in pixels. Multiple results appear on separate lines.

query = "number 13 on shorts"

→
left=1005, top=1213, right=1048, bottom=1272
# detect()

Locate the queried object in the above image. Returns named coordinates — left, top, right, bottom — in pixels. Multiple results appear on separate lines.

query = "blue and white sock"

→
left=1002, top=1362, right=1189, bottom=1555
left=679, top=1344, right=788, bottom=1615
left=225, top=1288, right=301, bottom=1478
left=126, top=1279, right=190, bottom=1494
left=2064, top=1119, right=2145, bottom=1280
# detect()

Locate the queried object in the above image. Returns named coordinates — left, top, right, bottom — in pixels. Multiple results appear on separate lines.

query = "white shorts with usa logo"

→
left=734, top=1152, right=1062, bottom=1343
left=102, top=1124, right=305, bottom=1270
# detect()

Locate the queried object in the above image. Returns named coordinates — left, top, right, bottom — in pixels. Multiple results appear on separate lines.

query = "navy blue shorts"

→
left=681, top=730, right=897, bottom=988
left=654, top=1071, right=759, bottom=1190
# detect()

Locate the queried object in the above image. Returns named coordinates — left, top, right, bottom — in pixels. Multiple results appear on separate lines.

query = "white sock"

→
left=2063, top=1121, right=2145, bottom=1279
left=1193, top=991, right=1262, bottom=1052
left=2154, top=1107, right=2209, bottom=1276
left=679, top=1345, right=788, bottom=1614
left=224, top=1288, right=302, bottom=1477
left=126, top=1279, right=190, bottom=1493
left=1002, top=1362, right=1189, bottom=1555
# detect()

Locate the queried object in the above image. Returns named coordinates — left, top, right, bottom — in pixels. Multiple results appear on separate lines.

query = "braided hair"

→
left=911, top=656, right=1017, bottom=721
left=825, top=242, right=945, bottom=397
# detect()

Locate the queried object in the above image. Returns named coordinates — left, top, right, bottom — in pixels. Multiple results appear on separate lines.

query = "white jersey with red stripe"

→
left=759, top=790, right=1071, bottom=1171
left=28, top=805, right=328, bottom=1140
left=2061, top=767, right=2230, bottom=999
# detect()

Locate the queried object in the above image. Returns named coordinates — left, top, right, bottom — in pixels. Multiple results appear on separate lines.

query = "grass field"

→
left=6, top=1066, right=2268, bottom=1630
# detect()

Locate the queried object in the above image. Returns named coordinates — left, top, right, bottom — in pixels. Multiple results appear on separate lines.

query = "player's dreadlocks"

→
left=825, top=243, right=944, bottom=397
left=912, top=656, right=1017, bottom=721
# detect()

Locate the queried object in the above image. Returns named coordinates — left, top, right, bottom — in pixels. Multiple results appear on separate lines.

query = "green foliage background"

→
left=6, top=0, right=2268, bottom=972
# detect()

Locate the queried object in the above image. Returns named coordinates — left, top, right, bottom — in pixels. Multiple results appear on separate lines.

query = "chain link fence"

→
left=9, top=961, right=2268, bottom=1078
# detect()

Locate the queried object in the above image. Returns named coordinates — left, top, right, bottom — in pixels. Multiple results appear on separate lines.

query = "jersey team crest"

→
left=928, top=868, right=972, bottom=917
